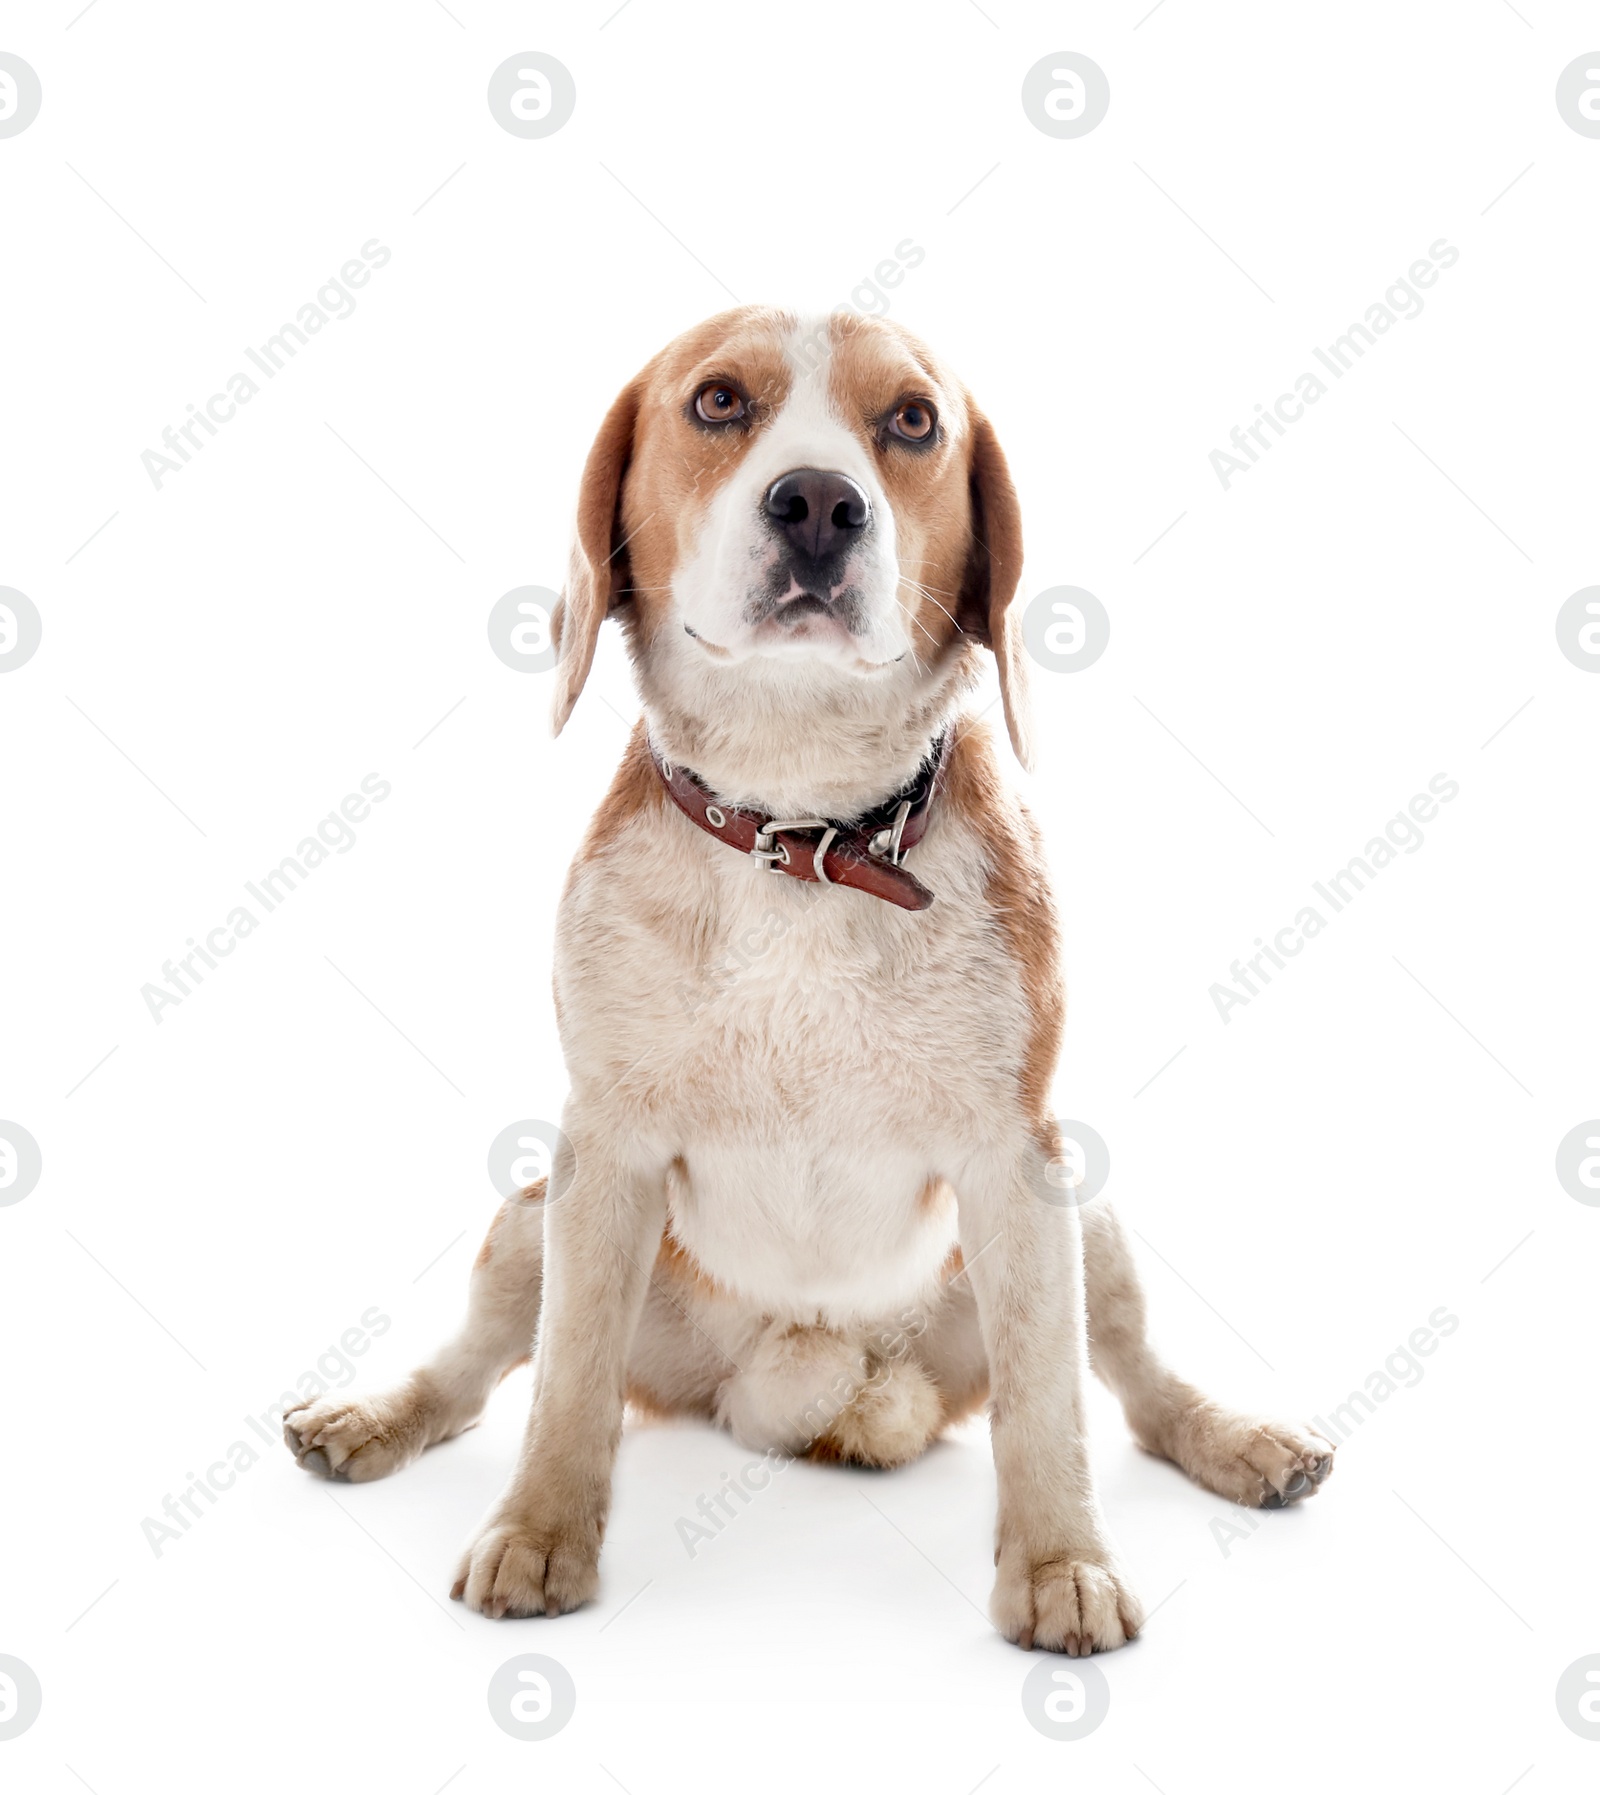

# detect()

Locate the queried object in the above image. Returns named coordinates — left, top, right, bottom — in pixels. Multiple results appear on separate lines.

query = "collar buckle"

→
left=750, top=818, right=838, bottom=882
left=866, top=798, right=914, bottom=866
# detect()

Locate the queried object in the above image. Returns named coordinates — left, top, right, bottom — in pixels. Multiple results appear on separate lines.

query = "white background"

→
left=2, top=2, right=1597, bottom=1790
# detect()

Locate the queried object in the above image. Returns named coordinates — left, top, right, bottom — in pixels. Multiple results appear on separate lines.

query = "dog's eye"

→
left=694, top=382, right=747, bottom=425
left=887, top=399, right=936, bottom=444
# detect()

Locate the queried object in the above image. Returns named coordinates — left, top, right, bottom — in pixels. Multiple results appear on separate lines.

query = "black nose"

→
left=763, top=469, right=871, bottom=562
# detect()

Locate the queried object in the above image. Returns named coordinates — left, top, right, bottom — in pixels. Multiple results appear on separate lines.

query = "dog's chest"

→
left=557, top=807, right=1032, bottom=1312
left=568, top=812, right=1020, bottom=1118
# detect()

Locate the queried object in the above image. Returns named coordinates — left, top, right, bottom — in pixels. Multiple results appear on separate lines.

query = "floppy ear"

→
left=957, top=405, right=1034, bottom=772
left=551, top=377, right=641, bottom=735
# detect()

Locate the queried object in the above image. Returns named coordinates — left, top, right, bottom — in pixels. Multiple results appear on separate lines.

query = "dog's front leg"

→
left=955, top=1127, right=1143, bottom=1655
left=453, top=1113, right=666, bottom=1619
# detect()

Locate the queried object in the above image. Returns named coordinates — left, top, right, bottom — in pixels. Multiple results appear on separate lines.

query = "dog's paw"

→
left=451, top=1508, right=602, bottom=1619
left=282, top=1389, right=430, bottom=1483
left=1170, top=1404, right=1335, bottom=1508
left=992, top=1550, right=1143, bottom=1655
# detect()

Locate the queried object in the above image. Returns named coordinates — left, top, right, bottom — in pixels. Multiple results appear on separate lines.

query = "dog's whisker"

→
left=899, top=577, right=960, bottom=631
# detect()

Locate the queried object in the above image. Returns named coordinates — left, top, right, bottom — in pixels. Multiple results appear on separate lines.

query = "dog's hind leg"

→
left=1081, top=1202, right=1335, bottom=1508
left=284, top=1183, right=547, bottom=1482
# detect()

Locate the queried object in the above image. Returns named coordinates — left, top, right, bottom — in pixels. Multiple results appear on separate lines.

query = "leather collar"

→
left=648, top=733, right=952, bottom=911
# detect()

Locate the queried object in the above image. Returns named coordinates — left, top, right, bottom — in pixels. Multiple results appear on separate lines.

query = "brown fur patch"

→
left=570, top=721, right=666, bottom=873
left=651, top=1226, right=725, bottom=1303
left=917, top=1174, right=951, bottom=1217
left=943, top=720, right=1064, bottom=1120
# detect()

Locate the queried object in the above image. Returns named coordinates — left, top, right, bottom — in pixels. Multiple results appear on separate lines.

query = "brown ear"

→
left=957, top=406, right=1034, bottom=771
left=551, top=378, right=640, bottom=735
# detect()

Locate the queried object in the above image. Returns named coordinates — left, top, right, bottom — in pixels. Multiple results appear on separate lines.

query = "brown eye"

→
left=888, top=399, right=936, bottom=444
left=694, top=382, right=747, bottom=424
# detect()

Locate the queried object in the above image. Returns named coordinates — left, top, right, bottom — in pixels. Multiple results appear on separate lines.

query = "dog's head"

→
left=551, top=306, right=1032, bottom=771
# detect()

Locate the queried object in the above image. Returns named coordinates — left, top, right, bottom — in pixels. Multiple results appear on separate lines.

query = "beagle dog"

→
left=284, top=307, right=1334, bottom=1654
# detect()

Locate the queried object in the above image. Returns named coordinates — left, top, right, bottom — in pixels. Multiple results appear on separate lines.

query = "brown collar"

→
left=648, top=733, right=952, bottom=911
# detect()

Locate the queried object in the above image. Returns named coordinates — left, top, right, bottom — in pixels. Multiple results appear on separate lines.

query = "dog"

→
left=283, top=306, right=1334, bottom=1654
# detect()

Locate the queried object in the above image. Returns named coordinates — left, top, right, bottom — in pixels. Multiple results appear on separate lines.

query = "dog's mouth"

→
left=750, top=595, right=866, bottom=654
left=745, top=570, right=868, bottom=641
left=773, top=592, right=834, bottom=622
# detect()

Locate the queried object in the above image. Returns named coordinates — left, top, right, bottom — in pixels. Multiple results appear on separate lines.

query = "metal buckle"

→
left=751, top=817, right=838, bottom=881
left=867, top=799, right=913, bottom=866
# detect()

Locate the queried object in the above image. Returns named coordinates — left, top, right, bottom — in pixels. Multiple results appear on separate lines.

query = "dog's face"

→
left=551, top=307, right=1033, bottom=768
left=646, top=310, right=968, bottom=671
